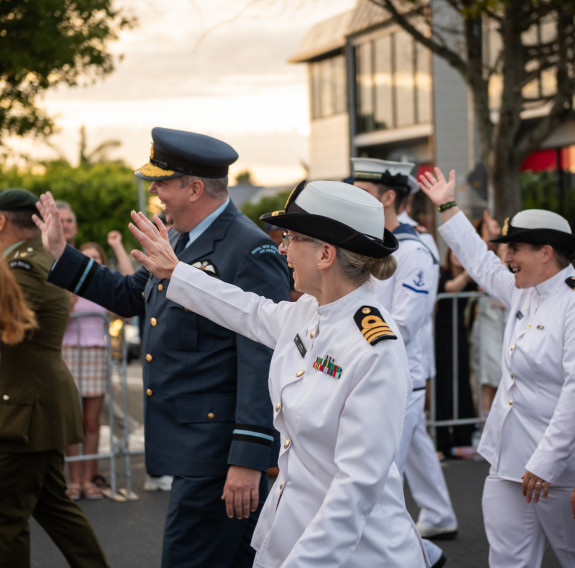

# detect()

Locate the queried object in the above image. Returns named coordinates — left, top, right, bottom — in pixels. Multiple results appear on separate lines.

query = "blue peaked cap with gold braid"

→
left=135, top=127, right=238, bottom=181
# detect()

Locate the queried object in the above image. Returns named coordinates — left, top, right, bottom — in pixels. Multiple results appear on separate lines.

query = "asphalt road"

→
left=30, top=362, right=562, bottom=567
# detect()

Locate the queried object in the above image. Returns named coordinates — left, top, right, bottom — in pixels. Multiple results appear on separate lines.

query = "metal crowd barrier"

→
left=64, top=311, right=142, bottom=501
left=427, top=290, right=506, bottom=446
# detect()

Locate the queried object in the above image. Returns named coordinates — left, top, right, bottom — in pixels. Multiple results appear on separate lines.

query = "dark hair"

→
left=530, top=243, right=573, bottom=269
left=2, top=209, right=38, bottom=231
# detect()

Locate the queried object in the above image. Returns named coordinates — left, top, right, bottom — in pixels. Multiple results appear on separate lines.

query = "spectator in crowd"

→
left=55, top=200, right=78, bottom=247
left=0, top=188, right=109, bottom=568
left=107, top=230, right=135, bottom=276
left=434, top=247, right=478, bottom=457
left=420, top=168, right=575, bottom=567
left=34, top=127, right=290, bottom=568
left=125, top=178, right=428, bottom=567
left=63, top=242, right=112, bottom=500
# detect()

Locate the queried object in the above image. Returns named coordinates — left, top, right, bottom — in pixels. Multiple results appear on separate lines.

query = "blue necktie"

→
left=174, top=231, right=190, bottom=255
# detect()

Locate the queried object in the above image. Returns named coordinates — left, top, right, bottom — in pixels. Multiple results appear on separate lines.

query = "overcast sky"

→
left=17, top=0, right=356, bottom=185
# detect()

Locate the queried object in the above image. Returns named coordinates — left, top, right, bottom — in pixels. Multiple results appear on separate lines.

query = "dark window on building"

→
left=355, top=29, right=431, bottom=134
left=310, top=54, right=347, bottom=120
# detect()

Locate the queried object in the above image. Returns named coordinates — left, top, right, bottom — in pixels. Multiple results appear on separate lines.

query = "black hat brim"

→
left=260, top=211, right=398, bottom=258
left=490, top=228, right=575, bottom=252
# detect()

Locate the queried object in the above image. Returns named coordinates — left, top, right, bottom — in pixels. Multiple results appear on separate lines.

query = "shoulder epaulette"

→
left=566, top=276, right=575, bottom=290
left=354, top=305, right=397, bottom=345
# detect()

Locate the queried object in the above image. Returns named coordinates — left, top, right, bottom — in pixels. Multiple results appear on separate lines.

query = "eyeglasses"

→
left=281, top=232, right=317, bottom=248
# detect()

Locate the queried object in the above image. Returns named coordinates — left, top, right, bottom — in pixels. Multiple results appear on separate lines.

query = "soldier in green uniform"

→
left=0, top=189, right=109, bottom=568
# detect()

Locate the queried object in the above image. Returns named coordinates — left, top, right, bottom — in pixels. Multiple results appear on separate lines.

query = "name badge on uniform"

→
left=294, top=334, right=306, bottom=358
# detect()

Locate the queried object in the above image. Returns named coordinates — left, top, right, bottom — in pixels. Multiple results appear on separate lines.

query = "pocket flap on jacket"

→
left=0, top=385, right=36, bottom=444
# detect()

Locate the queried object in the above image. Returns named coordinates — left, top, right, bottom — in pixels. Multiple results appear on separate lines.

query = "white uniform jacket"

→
left=439, top=212, right=575, bottom=485
left=167, top=264, right=426, bottom=568
left=373, top=226, right=436, bottom=389
left=397, top=214, right=441, bottom=380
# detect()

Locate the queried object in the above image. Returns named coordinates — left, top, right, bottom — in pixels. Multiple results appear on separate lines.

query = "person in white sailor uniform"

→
left=352, top=158, right=455, bottom=568
left=34, top=128, right=291, bottom=568
left=66, top=179, right=428, bottom=567
left=419, top=167, right=575, bottom=568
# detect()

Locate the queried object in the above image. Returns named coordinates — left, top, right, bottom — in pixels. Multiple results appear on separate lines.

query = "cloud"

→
left=30, top=0, right=356, bottom=185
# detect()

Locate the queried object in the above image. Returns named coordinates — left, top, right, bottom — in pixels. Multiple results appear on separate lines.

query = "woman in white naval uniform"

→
left=121, top=180, right=427, bottom=567
left=419, top=168, right=575, bottom=568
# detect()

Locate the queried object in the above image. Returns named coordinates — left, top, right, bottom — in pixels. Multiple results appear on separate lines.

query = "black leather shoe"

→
left=431, top=553, right=447, bottom=568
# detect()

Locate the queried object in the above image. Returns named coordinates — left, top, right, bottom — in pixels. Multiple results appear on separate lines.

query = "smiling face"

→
left=148, top=177, right=190, bottom=232
left=280, top=231, right=321, bottom=295
left=504, top=242, right=550, bottom=288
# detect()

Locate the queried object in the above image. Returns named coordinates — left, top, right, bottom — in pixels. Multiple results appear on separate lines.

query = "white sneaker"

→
left=144, top=475, right=173, bottom=492
left=416, top=522, right=458, bottom=540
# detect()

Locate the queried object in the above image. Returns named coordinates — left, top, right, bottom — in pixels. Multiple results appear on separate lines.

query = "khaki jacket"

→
left=0, top=235, right=84, bottom=453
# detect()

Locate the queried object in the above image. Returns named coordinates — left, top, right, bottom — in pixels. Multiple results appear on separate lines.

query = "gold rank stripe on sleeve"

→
left=354, top=305, right=397, bottom=345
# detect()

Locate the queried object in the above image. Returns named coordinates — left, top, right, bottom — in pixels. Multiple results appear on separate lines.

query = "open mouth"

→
left=508, top=264, right=519, bottom=274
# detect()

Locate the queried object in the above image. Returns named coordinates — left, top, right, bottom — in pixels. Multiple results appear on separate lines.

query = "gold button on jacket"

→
left=145, top=353, right=153, bottom=362
left=146, top=389, right=153, bottom=396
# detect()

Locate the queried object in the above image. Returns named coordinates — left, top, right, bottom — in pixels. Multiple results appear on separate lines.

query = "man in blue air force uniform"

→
left=42, top=128, right=291, bottom=568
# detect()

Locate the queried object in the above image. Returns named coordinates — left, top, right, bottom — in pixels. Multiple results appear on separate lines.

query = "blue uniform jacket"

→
left=48, top=201, right=290, bottom=476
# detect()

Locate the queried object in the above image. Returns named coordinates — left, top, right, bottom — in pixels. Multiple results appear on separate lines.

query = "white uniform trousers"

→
left=396, top=390, right=456, bottom=565
left=404, top=411, right=458, bottom=529
left=483, top=473, right=575, bottom=567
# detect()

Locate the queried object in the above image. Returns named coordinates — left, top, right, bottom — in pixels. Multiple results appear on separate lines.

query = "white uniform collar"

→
left=534, top=264, right=575, bottom=298
left=317, top=282, right=374, bottom=322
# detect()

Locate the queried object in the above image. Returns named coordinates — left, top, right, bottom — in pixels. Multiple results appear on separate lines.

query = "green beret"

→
left=0, top=188, right=39, bottom=211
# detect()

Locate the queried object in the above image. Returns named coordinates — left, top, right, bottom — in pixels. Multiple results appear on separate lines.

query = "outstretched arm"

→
left=107, top=230, right=135, bottom=275
left=129, top=210, right=179, bottom=280
left=418, top=168, right=461, bottom=223
left=32, top=192, right=67, bottom=260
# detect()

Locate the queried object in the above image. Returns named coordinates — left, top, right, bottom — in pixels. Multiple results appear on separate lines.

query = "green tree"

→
left=241, top=191, right=291, bottom=229
left=235, top=169, right=255, bottom=185
left=0, top=0, right=134, bottom=143
left=0, top=160, right=141, bottom=257
left=78, top=124, right=122, bottom=165
left=519, top=170, right=575, bottom=227
left=368, top=0, right=575, bottom=219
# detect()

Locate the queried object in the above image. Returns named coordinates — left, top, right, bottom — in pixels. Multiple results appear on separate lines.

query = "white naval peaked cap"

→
left=491, top=208, right=575, bottom=251
left=511, top=209, right=571, bottom=233
left=352, top=157, right=415, bottom=178
left=259, top=180, right=399, bottom=258
left=351, top=157, right=415, bottom=193
left=295, top=180, right=384, bottom=240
